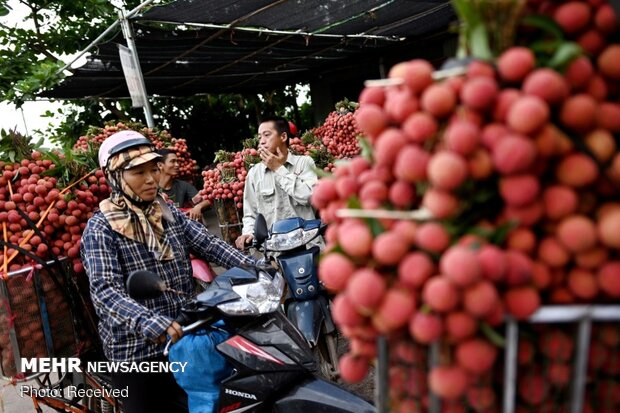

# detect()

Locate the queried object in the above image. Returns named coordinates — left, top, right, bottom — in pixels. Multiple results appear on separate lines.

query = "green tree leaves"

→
left=0, top=0, right=130, bottom=104
left=0, top=1, right=313, bottom=166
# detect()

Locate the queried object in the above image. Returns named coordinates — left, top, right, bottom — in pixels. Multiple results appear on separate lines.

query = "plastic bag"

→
left=168, top=328, right=232, bottom=413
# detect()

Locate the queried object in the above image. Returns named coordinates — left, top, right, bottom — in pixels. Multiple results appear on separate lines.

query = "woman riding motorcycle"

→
left=80, top=131, right=254, bottom=413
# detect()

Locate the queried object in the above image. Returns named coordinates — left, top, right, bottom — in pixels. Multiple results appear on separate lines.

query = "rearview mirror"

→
left=254, top=214, right=269, bottom=246
left=126, top=270, right=166, bottom=300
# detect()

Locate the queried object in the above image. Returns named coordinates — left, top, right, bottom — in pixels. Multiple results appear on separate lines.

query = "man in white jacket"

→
left=235, top=116, right=318, bottom=249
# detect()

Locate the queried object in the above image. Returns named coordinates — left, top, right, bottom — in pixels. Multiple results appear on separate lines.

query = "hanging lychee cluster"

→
left=312, top=0, right=620, bottom=410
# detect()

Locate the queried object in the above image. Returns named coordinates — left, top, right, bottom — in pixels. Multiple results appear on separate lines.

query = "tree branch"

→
left=18, top=1, right=62, bottom=61
left=101, top=100, right=129, bottom=121
left=30, top=42, right=61, bottom=61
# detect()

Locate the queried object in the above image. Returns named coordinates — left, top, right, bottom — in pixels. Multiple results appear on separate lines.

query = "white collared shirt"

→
left=242, top=151, right=318, bottom=236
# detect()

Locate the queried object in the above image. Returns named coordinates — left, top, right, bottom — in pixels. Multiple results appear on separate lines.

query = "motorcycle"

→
left=260, top=216, right=341, bottom=380
left=125, top=214, right=375, bottom=413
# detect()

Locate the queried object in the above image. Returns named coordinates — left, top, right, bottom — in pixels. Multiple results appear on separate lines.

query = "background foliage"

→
left=0, top=0, right=313, bottom=168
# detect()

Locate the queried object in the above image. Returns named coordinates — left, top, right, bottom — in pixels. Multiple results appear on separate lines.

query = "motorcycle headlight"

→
left=265, top=228, right=319, bottom=251
left=217, top=270, right=285, bottom=316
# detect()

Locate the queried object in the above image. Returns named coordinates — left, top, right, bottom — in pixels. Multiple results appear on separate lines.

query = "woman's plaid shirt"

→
left=81, top=206, right=254, bottom=361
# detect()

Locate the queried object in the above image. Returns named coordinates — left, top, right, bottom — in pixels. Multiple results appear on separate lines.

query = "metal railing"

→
left=376, top=305, right=620, bottom=413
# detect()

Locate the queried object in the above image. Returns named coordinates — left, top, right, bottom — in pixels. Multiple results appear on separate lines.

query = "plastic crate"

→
left=0, top=259, right=79, bottom=380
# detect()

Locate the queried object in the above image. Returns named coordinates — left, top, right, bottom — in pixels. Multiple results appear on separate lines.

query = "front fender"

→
left=286, top=297, right=329, bottom=347
left=274, top=377, right=375, bottom=412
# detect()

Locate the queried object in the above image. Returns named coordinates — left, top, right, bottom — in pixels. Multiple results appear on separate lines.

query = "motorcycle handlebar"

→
left=174, top=312, right=192, bottom=326
left=163, top=318, right=213, bottom=356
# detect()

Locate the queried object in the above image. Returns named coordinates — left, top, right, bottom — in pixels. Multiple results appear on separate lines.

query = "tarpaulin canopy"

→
left=137, top=0, right=453, bottom=37
left=42, top=0, right=456, bottom=100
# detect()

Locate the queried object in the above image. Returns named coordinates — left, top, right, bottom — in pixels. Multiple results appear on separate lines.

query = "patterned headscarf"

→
left=99, top=146, right=174, bottom=261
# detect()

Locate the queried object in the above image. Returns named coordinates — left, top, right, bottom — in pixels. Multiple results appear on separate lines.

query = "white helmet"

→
left=98, top=130, right=157, bottom=169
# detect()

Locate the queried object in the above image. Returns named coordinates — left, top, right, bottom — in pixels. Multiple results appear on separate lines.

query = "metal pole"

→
left=610, top=0, right=620, bottom=21
left=57, top=0, right=156, bottom=75
left=148, top=20, right=404, bottom=41
left=56, top=19, right=121, bottom=75
left=529, top=305, right=620, bottom=322
left=20, top=107, right=30, bottom=136
left=570, top=318, right=591, bottom=413
left=376, top=336, right=389, bottom=413
left=502, top=318, right=519, bottom=413
left=118, top=10, right=155, bottom=128
left=428, top=342, right=441, bottom=413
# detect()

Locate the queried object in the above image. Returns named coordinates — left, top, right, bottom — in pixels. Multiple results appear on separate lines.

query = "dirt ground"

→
left=334, top=333, right=376, bottom=403
left=1, top=377, right=56, bottom=412
left=342, top=363, right=376, bottom=403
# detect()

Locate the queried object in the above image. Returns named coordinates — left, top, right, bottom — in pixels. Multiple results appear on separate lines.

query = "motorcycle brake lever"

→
left=182, top=319, right=211, bottom=334
left=163, top=319, right=213, bottom=356
left=163, top=338, right=174, bottom=356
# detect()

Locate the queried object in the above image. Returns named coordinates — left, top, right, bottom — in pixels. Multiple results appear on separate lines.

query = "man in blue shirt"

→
left=81, top=131, right=254, bottom=413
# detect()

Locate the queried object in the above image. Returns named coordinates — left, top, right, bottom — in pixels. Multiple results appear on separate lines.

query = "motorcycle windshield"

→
left=271, top=217, right=305, bottom=234
left=266, top=218, right=323, bottom=251
left=196, top=266, right=258, bottom=306
left=270, top=218, right=322, bottom=234
left=196, top=265, right=286, bottom=316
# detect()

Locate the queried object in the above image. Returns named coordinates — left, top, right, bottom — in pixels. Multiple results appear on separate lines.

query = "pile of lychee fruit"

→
left=0, top=152, right=110, bottom=274
left=0, top=150, right=109, bottom=376
left=200, top=149, right=249, bottom=210
left=74, top=122, right=198, bottom=179
left=311, top=102, right=362, bottom=159
left=311, top=0, right=620, bottom=409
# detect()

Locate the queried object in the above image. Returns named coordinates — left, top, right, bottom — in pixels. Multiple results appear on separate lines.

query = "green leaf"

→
left=367, top=218, right=384, bottom=237
left=419, top=304, right=432, bottom=314
left=469, top=225, right=494, bottom=239
left=529, top=39, right=561, bottom=54
left=40, top=168, right=57, bottom=177
left=347, top=196, right=362, bottom=210
left=416, top=181, right=430, bottom=198
left=521, top=14, right=564, bottom=40
left=470, top=24, right=493, bottom=60
left=451, top=0, right=481, bottom=28
left=42, top=149, right=62, bottom=165
left=313, top=167, right=332, bottom=178
left=490, top=220, right=518, bottom=245
left=548, top=42, right=583, bottom=70
left=451, top=0, right=481, bottom=58
left=357, top=135, right=373, bottom=162
left=333, top=159, right=350, bottom=168
left=480, top=322, right=506, bottom=348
